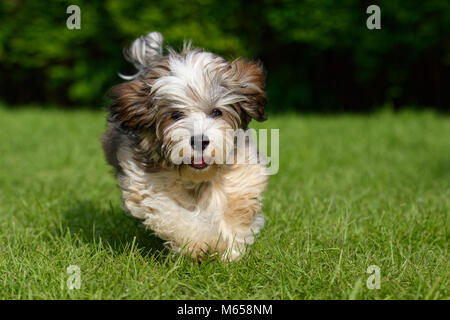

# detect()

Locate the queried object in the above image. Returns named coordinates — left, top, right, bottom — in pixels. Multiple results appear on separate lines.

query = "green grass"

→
left=0, top=105, right=448, bottom=300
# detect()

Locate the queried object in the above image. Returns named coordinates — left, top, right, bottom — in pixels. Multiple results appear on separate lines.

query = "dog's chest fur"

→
left=116, top=145, right=267, bottom=260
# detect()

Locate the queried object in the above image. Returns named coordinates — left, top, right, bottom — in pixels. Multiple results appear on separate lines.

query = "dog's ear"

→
left=228, top=58, right=268, bottom=122
left=108, top=80, right=156, bottom=130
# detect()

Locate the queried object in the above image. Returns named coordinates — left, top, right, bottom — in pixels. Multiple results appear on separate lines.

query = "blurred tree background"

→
left=0, top=0, right=449, bottom=112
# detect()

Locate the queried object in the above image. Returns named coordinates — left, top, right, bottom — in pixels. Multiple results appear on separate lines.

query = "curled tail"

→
left=119, top=31, right=164, bottom=80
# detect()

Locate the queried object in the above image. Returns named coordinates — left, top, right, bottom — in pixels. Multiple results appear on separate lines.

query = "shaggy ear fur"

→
left=229, top=58, right=268, bottom=122
left=108, top=80, right=156, bottom=130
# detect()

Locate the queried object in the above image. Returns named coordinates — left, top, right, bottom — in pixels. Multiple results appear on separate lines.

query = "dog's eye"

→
left=171, top=111, right=184, bottom=121
left=211, top=108, right=222, bottom=118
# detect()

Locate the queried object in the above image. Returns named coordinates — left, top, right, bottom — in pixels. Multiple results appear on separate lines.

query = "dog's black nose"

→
left=190, top=135, right=209, bottom=151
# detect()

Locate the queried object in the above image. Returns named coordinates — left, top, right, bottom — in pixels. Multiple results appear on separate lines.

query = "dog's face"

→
left=109, top=33, right=267, bottom=183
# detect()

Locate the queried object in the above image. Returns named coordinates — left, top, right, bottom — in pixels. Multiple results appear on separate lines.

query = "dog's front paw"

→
left=221, top=246, right=246, bottom=262
left=167, top=241, right=214, bottom=260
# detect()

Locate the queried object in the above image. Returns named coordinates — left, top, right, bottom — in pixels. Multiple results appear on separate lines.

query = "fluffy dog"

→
left=102, top=31, right=268, bottom=261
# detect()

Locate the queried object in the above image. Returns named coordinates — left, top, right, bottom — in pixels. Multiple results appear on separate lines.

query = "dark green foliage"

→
left=0, top=0, right=449, bottom=110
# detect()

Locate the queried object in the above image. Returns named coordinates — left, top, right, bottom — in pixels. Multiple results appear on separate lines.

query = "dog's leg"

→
left=220, top=204, right=265, bottom=261
left=122, top=187, right=221, bottom=259
left=219, top=163, right=268, bottom=261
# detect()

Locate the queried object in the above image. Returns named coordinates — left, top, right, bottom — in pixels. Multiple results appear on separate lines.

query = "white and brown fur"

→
left=102, top=32, right=268, bottom=261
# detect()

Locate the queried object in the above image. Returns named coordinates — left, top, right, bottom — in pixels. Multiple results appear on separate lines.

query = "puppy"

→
left=102, top=32, right=268, bottom=261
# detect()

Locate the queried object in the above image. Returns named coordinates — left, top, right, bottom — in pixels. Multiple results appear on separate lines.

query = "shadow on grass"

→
left=59, top=200, right=165, bottom=255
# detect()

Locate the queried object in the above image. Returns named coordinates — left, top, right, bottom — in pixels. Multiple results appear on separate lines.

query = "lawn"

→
left=0, top=105, right=448, bottom=299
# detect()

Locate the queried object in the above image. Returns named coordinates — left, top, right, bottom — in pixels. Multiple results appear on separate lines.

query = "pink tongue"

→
left=191, top=158, right=207, bottom=168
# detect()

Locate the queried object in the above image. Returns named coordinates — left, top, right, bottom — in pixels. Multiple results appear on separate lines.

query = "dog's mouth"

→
left=189, top=157, right=210, bottom=170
